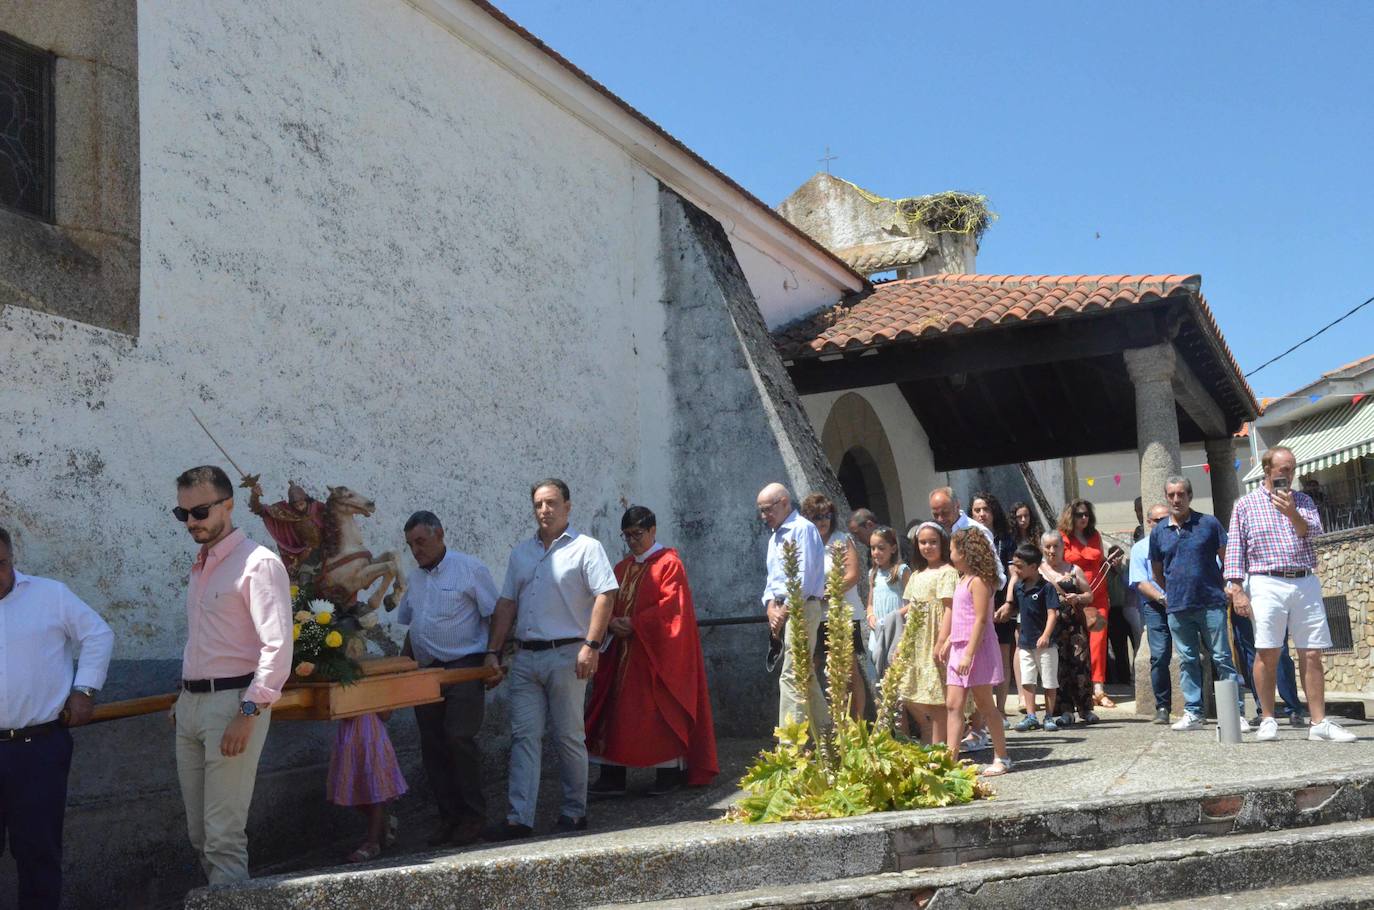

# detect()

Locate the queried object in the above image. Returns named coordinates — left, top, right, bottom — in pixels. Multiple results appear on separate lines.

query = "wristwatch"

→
left=584, top=638, right=602, bottom=649
left=71, top=686, right=97, bottom=698
left=240, top=700, right=261, bottom=717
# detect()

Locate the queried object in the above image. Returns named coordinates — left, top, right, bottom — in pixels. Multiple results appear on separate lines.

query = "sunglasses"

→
left=1074, top=511, right=1090, bottom=518
left=173, top=496, right=231, bottom=522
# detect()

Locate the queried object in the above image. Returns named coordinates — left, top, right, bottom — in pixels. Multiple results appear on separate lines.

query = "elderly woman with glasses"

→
left=800, top=492, right=872, bottom=721
left=1057, top=499, right=1122, bottom=708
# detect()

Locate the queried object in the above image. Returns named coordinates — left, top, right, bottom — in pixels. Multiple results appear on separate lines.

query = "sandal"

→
left=1094, top=693, right=1118, bottom=709
left=980, top=757, right=1012, bottom=777
left=347, top=842, right=382, bottom=864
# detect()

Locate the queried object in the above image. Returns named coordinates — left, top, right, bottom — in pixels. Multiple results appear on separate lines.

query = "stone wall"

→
left=1314, top=526, right=1374, bottom=697
left=0, top=0, right=140, bottom=334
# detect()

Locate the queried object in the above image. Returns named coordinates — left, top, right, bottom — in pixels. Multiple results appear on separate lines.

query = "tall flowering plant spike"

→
left=823, top=540, right=854, bottom=751
left=876, top=596, right=924, bottom=735
left=780, top=539, right=813, bottom=737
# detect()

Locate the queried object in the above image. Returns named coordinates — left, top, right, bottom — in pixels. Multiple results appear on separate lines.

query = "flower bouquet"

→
left=290, top=584, right=363, bottom=685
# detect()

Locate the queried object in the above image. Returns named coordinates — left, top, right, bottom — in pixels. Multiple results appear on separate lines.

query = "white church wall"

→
left=1075, top=440, right=1246, bottom=535
left=731, top=238, right=848, bottom=329
left=2, top=0, right=679, bottom=663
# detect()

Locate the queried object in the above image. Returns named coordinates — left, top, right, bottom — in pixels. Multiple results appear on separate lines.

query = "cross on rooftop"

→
left=819, top=146, right=838, bottom=174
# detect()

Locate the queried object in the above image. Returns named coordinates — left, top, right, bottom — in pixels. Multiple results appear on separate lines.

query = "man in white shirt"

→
left=0, top=526, right=114, bottom=909
left=930, top=487, right=1006, bottom=587
left=396, top=511, right=499, bottom=847
left=482, top=479, right=617, bottom=840
left=758, top=482, right=828, bottom=730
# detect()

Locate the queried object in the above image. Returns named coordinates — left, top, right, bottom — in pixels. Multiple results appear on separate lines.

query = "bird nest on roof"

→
left=843, top=180, right=997, bottom=239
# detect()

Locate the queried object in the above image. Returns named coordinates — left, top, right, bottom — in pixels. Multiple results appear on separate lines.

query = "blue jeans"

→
left=506, top=643, right=589, bottom=827
left=1230, top=608, right=1303, bottom=717
left=1141, top=602, right=1172, bottom=711
left=1167, top=606, right=1242, bottom=717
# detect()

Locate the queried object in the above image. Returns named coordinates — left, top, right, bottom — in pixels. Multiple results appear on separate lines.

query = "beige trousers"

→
left=174, top=689, right=271, bottom=884
left=777, top=597, right=831, bottom=731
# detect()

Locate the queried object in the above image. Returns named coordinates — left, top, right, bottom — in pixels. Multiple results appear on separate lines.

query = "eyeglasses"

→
left=173, top=496, right=231, bottom=522
left=622, top=528, right=650, bottom=542
left=757, top=498, right=785, bottom=515
left=1074, top=511, right=1090, bottom=519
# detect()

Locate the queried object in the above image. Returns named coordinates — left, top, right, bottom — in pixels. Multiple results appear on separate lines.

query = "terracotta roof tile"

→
left=776, top=272, right=1260, bottom=419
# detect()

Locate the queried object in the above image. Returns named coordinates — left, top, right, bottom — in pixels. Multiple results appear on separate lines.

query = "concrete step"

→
left=1136, top=873, right=1374, bottom=909
left=594, top=820, right=1374, bottom=909
left=185, top=768, right=1374, bottom=910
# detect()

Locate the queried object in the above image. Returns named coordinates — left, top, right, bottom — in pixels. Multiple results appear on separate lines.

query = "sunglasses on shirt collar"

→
left=173, top=496, right=231, bottom=522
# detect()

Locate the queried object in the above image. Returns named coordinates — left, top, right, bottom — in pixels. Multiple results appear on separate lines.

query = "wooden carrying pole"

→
left=89, top=659, right=496, bottom=725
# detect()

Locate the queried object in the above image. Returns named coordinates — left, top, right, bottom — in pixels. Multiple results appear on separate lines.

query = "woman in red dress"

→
left=585, top=506, right=718, bottom=797
left=1058, top=499, right=1117, bottom=708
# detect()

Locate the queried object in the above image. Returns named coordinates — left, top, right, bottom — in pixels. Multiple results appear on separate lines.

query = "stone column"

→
left=1205, top=437, right=1242, bottom=528
left=1124, top=344, right=1182, bottom=513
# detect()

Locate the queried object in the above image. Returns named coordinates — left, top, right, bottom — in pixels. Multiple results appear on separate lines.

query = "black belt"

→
left=1255, top=570, right=1312, bottom=579
left=517, top=637, right=583, bottom=651
left=181, top=673, right=255, bottom=693
left=0, top=720, right=62, bottom=742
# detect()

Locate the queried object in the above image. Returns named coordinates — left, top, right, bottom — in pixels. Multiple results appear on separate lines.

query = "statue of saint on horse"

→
left=244, top=476, right=404, bottom=627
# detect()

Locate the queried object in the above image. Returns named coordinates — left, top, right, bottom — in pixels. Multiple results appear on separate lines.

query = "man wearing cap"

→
left=0, top=526, right=114, bottom=909
left=172, top=465, right=293, bottom=883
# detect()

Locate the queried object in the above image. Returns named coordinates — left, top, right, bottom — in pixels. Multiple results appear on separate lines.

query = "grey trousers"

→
left=506, top=643, right=587, bottom=827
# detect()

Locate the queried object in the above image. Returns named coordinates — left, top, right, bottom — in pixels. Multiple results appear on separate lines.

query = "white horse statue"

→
left=315, top=485, right=405, bottom=626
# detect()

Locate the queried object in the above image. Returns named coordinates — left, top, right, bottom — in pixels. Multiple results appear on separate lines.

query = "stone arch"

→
left=820, top=391, right=905, bottom=530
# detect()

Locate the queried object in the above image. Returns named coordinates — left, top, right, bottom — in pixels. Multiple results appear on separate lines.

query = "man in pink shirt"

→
left=172, top=465, right=292, bottom=884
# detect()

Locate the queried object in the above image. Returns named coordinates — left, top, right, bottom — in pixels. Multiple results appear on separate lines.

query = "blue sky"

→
left=498, top=0, right=1374, bottom=398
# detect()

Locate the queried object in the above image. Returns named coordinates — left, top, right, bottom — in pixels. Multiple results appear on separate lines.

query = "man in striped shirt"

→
left=1224, top=446, right=1355, bottom=743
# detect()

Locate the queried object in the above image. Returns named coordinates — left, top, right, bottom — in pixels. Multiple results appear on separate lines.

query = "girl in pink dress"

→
left=942, top=528, right=1012, bottom=776
left=328, top=711, right=408, bottom=862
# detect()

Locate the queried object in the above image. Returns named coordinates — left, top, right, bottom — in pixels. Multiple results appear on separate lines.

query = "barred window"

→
left=0, top=31, right=54, bottom=220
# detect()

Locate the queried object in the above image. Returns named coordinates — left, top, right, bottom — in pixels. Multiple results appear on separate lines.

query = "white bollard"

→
left=1215, top=678, right=1242, bottom=744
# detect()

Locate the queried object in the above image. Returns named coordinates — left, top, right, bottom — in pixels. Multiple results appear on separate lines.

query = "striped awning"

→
left=1243, top=397, right=1374, bottom=484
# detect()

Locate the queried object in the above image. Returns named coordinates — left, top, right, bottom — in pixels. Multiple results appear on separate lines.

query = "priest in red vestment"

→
left=586, top=506, right=718, bottom=796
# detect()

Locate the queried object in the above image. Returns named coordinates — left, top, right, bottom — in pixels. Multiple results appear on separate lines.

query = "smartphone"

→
left=1272, top=477, right=1291, bottom=492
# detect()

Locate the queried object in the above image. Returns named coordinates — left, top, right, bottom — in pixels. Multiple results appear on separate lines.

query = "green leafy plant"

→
left=729, top=536, right=990, bottom=823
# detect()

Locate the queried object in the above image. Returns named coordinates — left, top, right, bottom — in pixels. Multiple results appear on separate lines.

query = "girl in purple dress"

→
left=328, top=711, right=408, bottom=862
left=941, top=529, right=1012, bottom=776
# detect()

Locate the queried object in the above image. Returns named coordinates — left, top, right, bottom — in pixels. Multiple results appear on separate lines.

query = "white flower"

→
left=308, top=599, right=333, bottom=615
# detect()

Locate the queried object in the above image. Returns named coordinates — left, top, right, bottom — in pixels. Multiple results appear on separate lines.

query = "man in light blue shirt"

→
left=1129, top=504, right=1172, bottom=724
left=396, top=511, right=498, bottom=846
left=483, top=479, right=617, bottom=840
left=758, top=482, right=829, bottom=731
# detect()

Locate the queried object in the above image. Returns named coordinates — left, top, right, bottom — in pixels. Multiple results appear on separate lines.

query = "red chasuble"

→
left=585, top=547, right=719, bottom=785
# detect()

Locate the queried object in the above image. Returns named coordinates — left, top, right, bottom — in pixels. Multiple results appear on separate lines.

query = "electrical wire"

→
left=1245, top=293, right=1374, bottom=378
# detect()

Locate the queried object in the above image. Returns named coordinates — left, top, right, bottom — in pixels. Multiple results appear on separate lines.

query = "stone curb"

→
left=186, top=768, right=1374, bottom=910
left=608, top=819, right=1374, bottom=909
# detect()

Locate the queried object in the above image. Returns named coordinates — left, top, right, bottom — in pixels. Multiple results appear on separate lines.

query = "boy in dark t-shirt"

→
left=1007, top=542, right=1061, bottom=732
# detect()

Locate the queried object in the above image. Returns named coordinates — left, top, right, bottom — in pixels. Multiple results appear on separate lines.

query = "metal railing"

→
left=1308, top=476, right=1374, bottom=533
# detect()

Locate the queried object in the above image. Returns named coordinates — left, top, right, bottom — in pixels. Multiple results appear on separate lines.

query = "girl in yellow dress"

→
left=899, top=522, right=958, bottom=744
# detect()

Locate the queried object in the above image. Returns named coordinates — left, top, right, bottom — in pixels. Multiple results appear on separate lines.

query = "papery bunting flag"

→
left=1113, top=474, right=1122, bottom=487
left=1085, top=477, right=1095, bottom=487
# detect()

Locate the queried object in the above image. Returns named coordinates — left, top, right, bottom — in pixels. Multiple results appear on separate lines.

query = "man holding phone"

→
left=1225, top=447, right=1356, bottom=743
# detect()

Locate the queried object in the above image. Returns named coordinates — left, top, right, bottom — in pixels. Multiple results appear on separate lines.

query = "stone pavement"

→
left=245, top=689, right=1373, bottom=883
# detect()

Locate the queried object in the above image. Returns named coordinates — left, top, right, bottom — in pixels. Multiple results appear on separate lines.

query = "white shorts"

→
left=1017, top=646, right=1059, bottom=689
left=1246, top=574, right=1332, bottom=650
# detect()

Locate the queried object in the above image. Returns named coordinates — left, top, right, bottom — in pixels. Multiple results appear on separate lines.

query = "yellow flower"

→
left=294, top=610, right=312, bottom=624
left=316, top=612, right=333, bottom=626
left=289, top=585, right=300, bottom=599
left=295, top=661, right=315, bottom=677
left=325, top=630, right=343, bottom=648
left=292, top=623, right=301, bottom=641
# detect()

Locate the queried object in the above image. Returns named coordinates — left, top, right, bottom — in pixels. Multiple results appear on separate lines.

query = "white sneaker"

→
left=1256, top=717, right=1279, bottom=742
left=1237, top=717, right=1253, bottom=734
left=1171, top=713, right=1204, bottom=731
left=1309, top=719, right=1358, bottom=743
